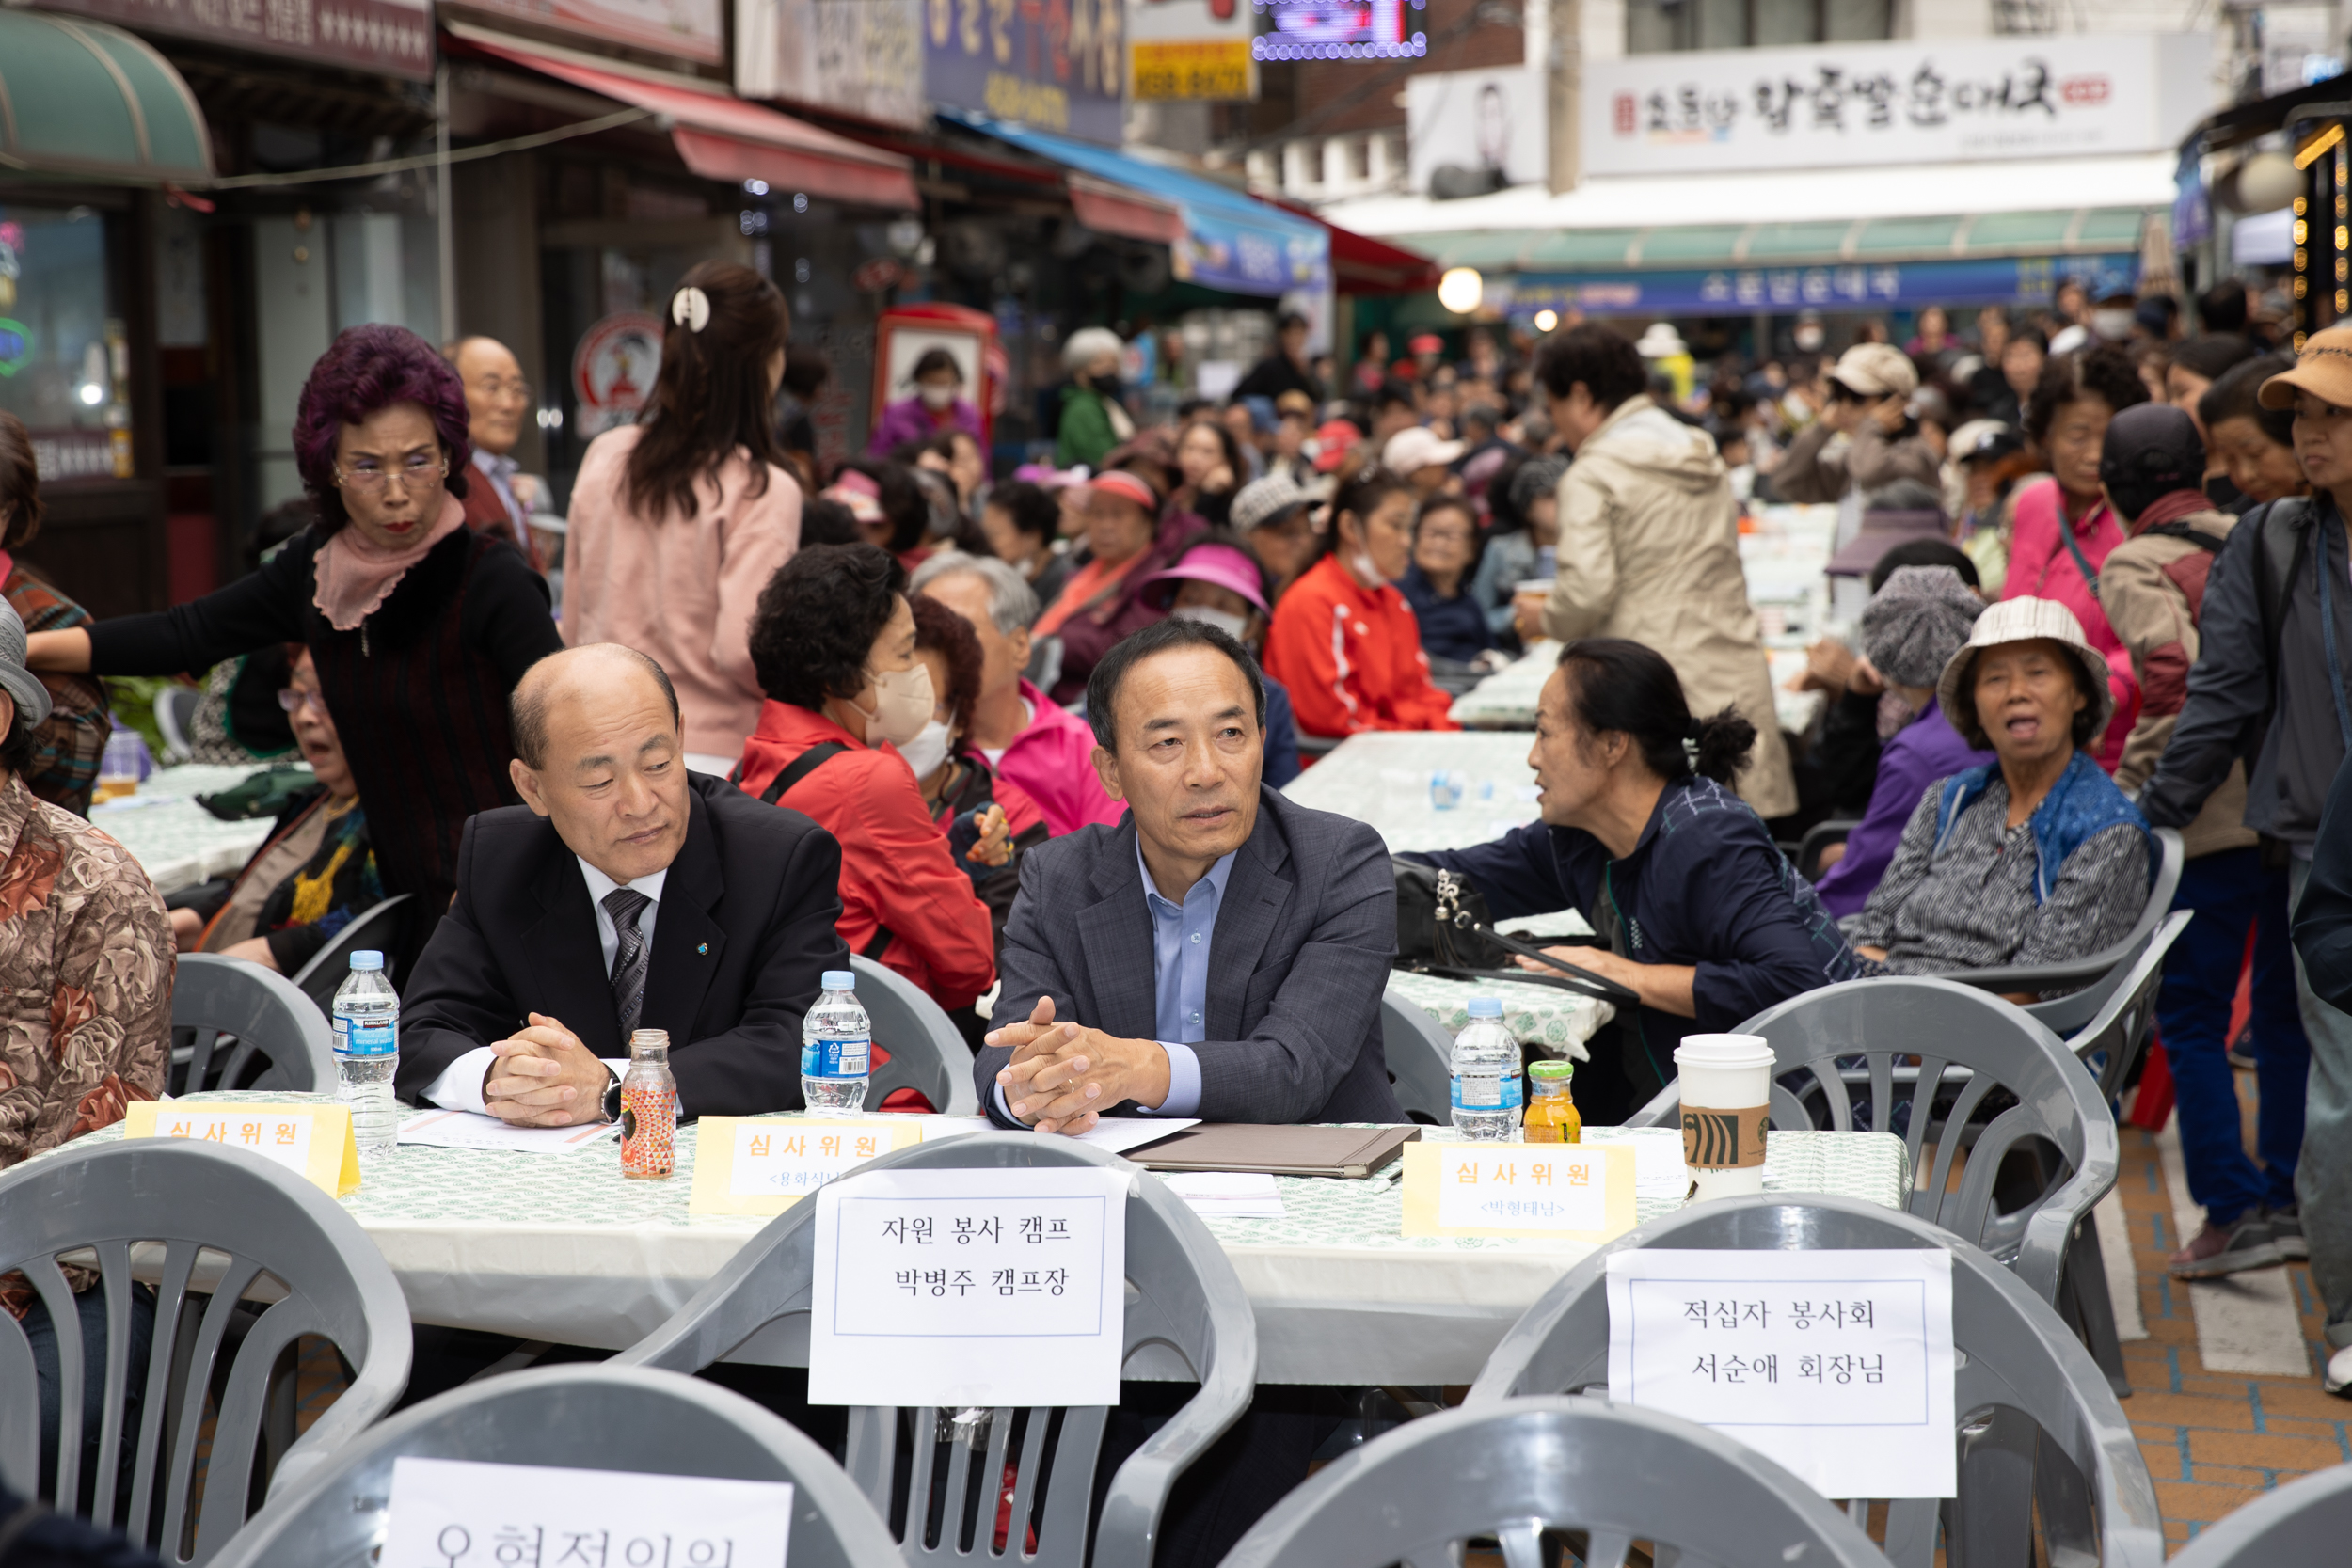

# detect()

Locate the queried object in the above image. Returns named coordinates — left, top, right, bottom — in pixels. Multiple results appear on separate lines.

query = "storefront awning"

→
left=1256, top=197, right=1438, bottom=295
left=456, top=28, right=917, bottom=211
left=0, top=10, right=213, bottom=183
left=946, top=111, right=1328, bottom=298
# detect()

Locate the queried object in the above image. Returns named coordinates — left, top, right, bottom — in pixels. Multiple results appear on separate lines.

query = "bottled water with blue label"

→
left=1450, top=996, right=1523, bottom=1142
left=331, top=951, right=400, bottom=1161
left=803, top=969, right=871, bottom=1113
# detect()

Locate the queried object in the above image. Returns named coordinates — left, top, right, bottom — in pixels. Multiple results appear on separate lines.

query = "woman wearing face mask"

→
left=1263, top=468, right=1461, bottom=738
left=1134, top=537, right=1304, bottom=787
left=735, top=543, right=996, bottom=1013
left=2002, top=343, right=2150, bottom=770
left=868, top=348, right=983, bottom=458
left=1056, top=327, right=1136, bottom=470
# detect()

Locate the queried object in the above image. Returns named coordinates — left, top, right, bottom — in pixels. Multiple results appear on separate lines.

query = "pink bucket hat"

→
left=1136, top=543, right=1270, bottom=614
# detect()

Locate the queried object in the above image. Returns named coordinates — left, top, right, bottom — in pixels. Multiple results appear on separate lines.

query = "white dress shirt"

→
left=420, top=860, right=668, bottom=1114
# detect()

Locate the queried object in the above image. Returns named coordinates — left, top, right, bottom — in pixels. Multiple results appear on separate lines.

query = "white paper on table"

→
left=397, top=1109, right=621, bottom=1153
left=912, top=1115, right=993, bottom=1142
left=383, top=1455, right=791, bottom=1568
left=808, top=1165, right=1129, bottom=1408
left=1605, top=1249, right=1956, bottom=1499
left=906, top=1114, right=1194, bottom=1157
left=1160, top=1171, right=1285, bottom=1217
left=1598, top=1127, right=1693, bottom=1197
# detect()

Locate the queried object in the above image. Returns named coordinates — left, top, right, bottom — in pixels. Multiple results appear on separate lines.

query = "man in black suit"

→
left=398, top=643, right=849, bottom=1122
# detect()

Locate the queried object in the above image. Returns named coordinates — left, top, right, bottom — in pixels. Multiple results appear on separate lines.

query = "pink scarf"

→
left=311, top=494, right=466, bottom=632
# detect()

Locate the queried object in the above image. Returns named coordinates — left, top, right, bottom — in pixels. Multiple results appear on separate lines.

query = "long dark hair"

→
left=624, top=261, right=791, bottom=521
left=1315, top=466, right=1412, bottom=563
left=1556, top=637, right=1755, bottom=785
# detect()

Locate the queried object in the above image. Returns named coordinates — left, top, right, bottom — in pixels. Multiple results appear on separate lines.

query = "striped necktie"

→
left=603, top=887, right=653, bottom=1040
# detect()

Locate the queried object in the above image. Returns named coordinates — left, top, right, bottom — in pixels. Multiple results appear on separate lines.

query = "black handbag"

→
left=1391, top=859, right=1639, bottom=1006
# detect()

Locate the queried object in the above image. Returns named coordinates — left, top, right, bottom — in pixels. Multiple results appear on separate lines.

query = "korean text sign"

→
left=1401, top=1142, right=1636, bottom=1242
left=120, top=1101, right=360, bottom=1196
left=1606, top=1249, right=1957, bottom=1498
left=381, top=1456, right=790, bottom=1567
left=688, top=1117, right=922, bottom=1215
left=809, top=1165, right=1129, bottom=1408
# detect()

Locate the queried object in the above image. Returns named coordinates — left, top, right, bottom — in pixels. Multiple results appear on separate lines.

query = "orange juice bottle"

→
left=1523, top=1059, right=1581, bottom=1144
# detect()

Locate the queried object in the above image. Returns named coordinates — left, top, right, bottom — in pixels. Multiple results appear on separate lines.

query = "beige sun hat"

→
left=1934, top=595, right=2111, bottom=749
left=2257, top=324, right=2352, bottom=409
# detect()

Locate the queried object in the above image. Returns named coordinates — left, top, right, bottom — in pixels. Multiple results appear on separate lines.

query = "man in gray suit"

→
left=975, top=613, right=1404, bottom=1132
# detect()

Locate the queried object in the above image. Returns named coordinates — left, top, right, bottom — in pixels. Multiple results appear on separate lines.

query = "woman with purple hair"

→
left=26, top=324, right=562, bottom=944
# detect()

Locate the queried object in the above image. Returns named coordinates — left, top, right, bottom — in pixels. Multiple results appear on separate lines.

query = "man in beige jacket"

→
left=1536, top=325, right=1797, bottom=818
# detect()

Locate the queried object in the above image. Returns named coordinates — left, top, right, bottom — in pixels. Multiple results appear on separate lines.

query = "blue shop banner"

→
left=1509, top=254, right=2139, bottom=317
left=925, top=0, right=1124, bottom=146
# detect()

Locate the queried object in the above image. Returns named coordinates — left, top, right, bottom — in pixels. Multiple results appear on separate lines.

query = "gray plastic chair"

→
left=169, top=953, right=336, bottom=1099
left=850, top=953, right=980, bottom=1116
left=1794, top=816, right=1862, bottom=882
left=0, top=1138, right=411, bottom=1564
left=1380, top=985, right=1455, bottom=1126
left=616, top=1132, right=1256, bottom=1568
left=2163, top=1458, right=2352, bottom=1566
left=1463, top=1196, right=2165, bottom=1568
left=152, top=687, right=200, bottom=766
left=2065, top=909, right=2188, bottom=1105
left=1947, top=827, right=2185, bottom=1038
left=1218, top=1395, right=1893, bottom=1568
left=286, top=895, right=413, bottom=1016
left=208, top=1364, right=901, bottom=1568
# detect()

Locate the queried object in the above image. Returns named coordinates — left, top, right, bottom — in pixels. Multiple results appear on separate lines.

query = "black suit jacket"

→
left=397, top=773, right=850, bottom=1116
left=974, top=784, right=1405, bottom=1127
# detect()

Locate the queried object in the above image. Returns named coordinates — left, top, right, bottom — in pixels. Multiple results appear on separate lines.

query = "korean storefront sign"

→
left=36, top=0, right=433, bottom=80
left=738, top=0, right=928, bottom=128
left=924, top=0, right=1124, bottom=145
left=1512, top=254, right=2140, bottom=318
left=1582, top=32, right=2209, bottom=178
left=1129, top=0, right=1255, bottom=103
left=462, top=0, right=723, bottom=64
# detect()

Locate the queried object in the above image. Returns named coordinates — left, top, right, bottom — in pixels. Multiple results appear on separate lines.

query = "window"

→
left=1626, top=0, right=1891, bottom=54
left=0, top=205, right=127, bottom=484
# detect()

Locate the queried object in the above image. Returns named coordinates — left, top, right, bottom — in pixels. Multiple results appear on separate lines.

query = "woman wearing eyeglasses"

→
left=25, top=324, right=562, bottom=948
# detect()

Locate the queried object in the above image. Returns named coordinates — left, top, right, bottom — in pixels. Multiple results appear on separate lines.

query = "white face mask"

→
left=2091, top=308, right=2135, bottom=341
left=919, top=383, right=959, bottom=410
left=852, top=662, right=936, bottom=750
left=1347, top=548, right=1384, bottom=588
left=896, top=719, right=952, bottom=780
left=1170, top=605, right=1251, bottom=643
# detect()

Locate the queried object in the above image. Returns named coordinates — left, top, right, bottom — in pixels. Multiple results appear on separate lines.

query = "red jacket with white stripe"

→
left=1263, top=553, right=1460, bottom=739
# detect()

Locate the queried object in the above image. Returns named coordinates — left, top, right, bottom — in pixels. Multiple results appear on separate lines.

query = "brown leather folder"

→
left=1129, top=1123, right=1421, bottom=1179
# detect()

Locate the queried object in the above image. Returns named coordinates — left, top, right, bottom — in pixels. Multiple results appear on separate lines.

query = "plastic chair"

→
left=1218, top=1395, right=1893, bottom=1568
left=208, top=1364, right=900, bottom=1568
left=616, top=1132, right=1256, bottom=1568
left=171, top=953, right=336, bottom=1097
left=153, top=686, right=200, bottom=765
left=2164, top=1458, right=2352, bottom=1566
left=0, top=1139, right=412, bottom=1564
left=1463, top=1195, right=2165, bottom=1568
left=1380, top=984, right=1455, bottom=1125
left=1625, top=975, right=2129, bottom=1396
left=286, top=895, right=413, bottom=1015
left=1947, top=827, right=2185, bottom=1038
left=2064, top=909, right=2188, bottom=1105
left=1794, top=816, right=1861, bottom=882
left=850, top=953, right=979, bottom=1116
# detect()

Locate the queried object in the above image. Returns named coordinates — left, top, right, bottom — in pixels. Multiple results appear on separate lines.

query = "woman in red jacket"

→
left=734, top=543, right=1000, bottom=1012
left=1263, top=467, right=1461, bottom=737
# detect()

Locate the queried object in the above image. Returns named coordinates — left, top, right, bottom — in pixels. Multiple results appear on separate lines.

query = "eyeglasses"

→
left=469, top=377, right=532, bottom=404
left=335, top=455, right=447, bottom=493
left=277, top=687, right=328, bottom=719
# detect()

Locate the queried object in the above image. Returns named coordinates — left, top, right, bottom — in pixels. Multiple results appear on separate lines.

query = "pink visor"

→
left=1136, top=543, right=1270, bottom=614
left=1089, top=469, right=1160, bottom=511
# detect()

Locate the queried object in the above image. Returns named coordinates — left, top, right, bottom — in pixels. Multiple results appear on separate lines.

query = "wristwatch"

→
left=601, top=1073, right=624, bottom=1124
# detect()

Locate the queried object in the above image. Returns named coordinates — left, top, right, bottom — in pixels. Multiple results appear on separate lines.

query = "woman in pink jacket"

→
left=2004, top=342, right=2145, bottom=770
left=563, top=261, right=801, bottom=773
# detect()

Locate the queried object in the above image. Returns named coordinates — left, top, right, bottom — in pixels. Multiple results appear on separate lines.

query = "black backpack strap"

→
left=759, top=741, right=850, bottom=805
left=2141, top=520, right=2226, bottom=553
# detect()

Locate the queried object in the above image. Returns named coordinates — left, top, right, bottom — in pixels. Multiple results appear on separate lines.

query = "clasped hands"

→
left=988, top=996, right=1170, bottom=1136
left=483, top=1011, right=613, bottom=1127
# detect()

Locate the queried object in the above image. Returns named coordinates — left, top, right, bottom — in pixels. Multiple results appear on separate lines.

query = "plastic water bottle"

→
left=331, top=951, right=399, bottom=1161
left=802, top=969, right=872, bottom=1113
left=1451, top=996, right=1523, bottom=1142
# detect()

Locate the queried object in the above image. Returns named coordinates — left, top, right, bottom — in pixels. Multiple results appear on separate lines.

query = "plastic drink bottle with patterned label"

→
left=802, top=969, right=872, bottom=1113
left=1450, top=996, right=1522, bottom=1142
left=619, top=1028, right=677, bottom=1179
left=1522, top=1058, right=1581, bottom=1143
left=330, top=950, right=399, bottom=1163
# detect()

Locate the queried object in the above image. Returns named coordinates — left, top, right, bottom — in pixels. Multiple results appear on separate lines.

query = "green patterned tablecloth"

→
left=1283, top=730, right=1545, bottom=852
left=1386, top=972, right=1609, bottom=1060
left=88, top=764, right=307, bottom=893
left=56, top=1097, right=1908, bottom=1384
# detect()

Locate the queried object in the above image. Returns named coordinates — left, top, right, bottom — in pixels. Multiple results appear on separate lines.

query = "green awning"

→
left=0, top=10, right=214, bottom=183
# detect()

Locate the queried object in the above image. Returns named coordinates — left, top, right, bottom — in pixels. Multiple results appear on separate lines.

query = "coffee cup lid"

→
left=1673, top=1033, right=1776, bottom=1068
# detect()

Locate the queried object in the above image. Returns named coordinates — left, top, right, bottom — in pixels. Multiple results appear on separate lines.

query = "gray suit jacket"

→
left=975, top=784, right=1405, bottom=1127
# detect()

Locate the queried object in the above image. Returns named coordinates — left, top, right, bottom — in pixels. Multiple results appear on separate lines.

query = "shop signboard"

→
left=571, top=311, right=663, bottom=437
left=1406, top=64, right=1546, bottom=192
left=36, top=0, right=434, bottom=80
left=739, top=0, right=927, bottom=128
left=1251, top=0, right=1425, bottom=62
left=923, top=0, right=1123, bottom=145
left=1582, top=32, right=2209, bottom=177
left=1510, top=254, right=2139, bottom=318
left=1129, top=0, right=1255, bottom=103
left=455, top=0, right=723, bottom=64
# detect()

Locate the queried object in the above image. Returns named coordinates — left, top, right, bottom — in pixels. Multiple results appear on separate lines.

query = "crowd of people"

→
left=11, top=254, right=2352, bottom=1557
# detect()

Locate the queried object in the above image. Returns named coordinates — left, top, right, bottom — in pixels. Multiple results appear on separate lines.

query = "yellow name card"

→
left=689, top=1117, right=923, bottom=1215
left=122, top=1101, right=361, bottom=1196
left=1402, top=1141, right=1638, bottom=1242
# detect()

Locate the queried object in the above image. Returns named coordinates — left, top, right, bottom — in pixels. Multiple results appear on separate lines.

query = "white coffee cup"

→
left=1674, top=1033, right=1777, bottom=1202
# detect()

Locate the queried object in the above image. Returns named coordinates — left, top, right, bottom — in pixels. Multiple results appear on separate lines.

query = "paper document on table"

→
left=397, top=1110, right=620, bottom=1153
left=907, top=1114, right=1194, bottom=1156
left=1606, top=1249, right=1956, bottom=1499
left=913, top=1116, right=993, bottom=1141
left=809, top=1164, right=1130, bottom=1408
left=1592, top=1127, right=1693, bottom=1197
left=383, top=1456, right=791, bottom=1568
left=1160, top=1171, right=1285, bottom=1217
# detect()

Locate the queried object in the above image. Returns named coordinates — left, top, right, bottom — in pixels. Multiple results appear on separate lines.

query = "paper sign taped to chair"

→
left=689, top=1117, right=923, bottom=1214
left=807, top=1165, right=1129, bottom=1408
left=383, top=1455, right=792, bottom=1568
left=1606, top=1249, right=1956, bottom=1498
left=1401, top=1142, right=1637, bottom=1241
left=120, top=1101, right=360, bottom=1196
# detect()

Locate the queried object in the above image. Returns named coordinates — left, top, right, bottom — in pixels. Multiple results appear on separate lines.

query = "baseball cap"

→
left=1232, top=469, right=1313, bottom=531
left=1407, top=333, right=1445, bottom=356
left=1311, top=419, right=1362, bottom=474
left=1383, top=426, right=1467, bottom=474
left=1829, top=342, right=1919, bottom=400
